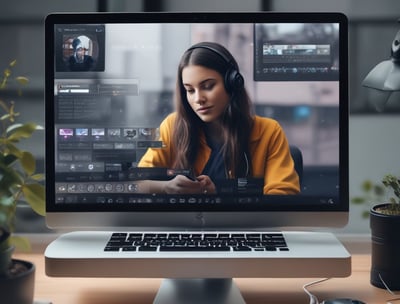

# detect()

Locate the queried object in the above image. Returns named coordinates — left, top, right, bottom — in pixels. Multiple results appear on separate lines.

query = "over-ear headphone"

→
left=187, top=43, right=244, bottom=94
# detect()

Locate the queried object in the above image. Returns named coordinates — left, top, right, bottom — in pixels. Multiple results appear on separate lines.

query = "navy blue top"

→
left=201, top=138, right=226, bottom=181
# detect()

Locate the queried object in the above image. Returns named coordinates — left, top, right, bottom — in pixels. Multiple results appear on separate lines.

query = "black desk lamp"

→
left=362, top=23, right=400, bottom=111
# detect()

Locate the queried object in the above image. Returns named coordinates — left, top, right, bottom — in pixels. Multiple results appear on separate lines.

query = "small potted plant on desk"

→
left=0, top=60, right=45, bottom=304
left=352, top=174, right=400, bottom=290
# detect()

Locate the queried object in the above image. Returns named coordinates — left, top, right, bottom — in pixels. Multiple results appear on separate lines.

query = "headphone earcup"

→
left=225, top=68, right=244, bottom=94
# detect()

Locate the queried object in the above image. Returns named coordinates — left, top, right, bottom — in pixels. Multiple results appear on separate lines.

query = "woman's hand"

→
left=163, top=174, right=216, bottom=194
left=196, top=175, right=216, bottom=194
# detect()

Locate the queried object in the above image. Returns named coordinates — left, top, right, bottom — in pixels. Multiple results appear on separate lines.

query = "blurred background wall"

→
left=1, top=0, right=400, bottom=233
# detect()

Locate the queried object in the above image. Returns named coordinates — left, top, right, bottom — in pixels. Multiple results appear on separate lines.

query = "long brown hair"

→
left=172, top=42, right=253, bottom=178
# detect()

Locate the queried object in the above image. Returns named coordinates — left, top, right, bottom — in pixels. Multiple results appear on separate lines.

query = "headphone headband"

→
left=187, top=44, right=235, bottom=67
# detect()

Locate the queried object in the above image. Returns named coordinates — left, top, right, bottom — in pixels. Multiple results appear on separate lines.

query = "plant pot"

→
left=0, top=259, right=35, bottom=304
left=370, top=203, right=400, bottom=290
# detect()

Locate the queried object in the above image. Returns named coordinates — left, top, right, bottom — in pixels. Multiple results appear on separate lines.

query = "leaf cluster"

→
left=0, top=60, right=45, bottom=254
left=352, top=174, right=400, bottom=217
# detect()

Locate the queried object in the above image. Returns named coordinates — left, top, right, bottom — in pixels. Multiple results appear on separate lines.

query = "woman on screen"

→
left=138, top=42, right=300, bottom=195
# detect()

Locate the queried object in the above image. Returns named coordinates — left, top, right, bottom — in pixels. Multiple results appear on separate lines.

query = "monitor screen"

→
left=45, top=12, right=349, bottom=229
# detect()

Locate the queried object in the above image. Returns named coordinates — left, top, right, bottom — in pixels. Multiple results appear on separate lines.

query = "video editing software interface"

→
left=52, top=20, right=344, bottom=208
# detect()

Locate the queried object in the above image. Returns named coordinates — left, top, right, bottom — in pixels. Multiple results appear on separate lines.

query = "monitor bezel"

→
left=45, top=11, right=349, bottom=229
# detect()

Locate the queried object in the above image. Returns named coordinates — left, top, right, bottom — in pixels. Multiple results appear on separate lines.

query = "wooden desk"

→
left=14, top=251, right=395, bottom=304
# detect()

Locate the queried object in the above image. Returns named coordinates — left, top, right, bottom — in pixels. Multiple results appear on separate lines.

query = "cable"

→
left=303, top=278, right=331, bottom=304
left=379, top=273, right=400, bottom=304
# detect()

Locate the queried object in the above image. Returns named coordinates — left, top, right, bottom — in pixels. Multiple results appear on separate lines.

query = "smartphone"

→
left=166, top=169, right=197, bottom=181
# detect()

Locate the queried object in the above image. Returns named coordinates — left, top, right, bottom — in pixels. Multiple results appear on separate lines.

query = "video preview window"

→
left=254, top=23, right=339, bottom=81
left=55, top=24, right=105, bottom=72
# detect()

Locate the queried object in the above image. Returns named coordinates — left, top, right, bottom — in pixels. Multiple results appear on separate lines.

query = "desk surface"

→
left=14, top=250, right=395, bottom=304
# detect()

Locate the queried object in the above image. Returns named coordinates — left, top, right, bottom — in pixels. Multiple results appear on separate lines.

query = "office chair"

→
left=290, top=145, right=303, bottom=187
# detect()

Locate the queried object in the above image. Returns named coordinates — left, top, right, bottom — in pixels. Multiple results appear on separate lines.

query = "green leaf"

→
left=3, top=68, right=11, bottom=78
left=4, top=142, right=23, bottom=157
left=20, top=151, right=36, bottom=176
left=7, top=123, right=37, bottom=141
left=362, top=210, right=370, bottom=219
left=351, top=197, right=365, bottom=204
left=0, top=213, right=8, bottom=227
left=0, top=166, right=22, bottom=190
left=21, top=183, right=45, bottom=216
left=0, top=195, right=15, bottom=207
left=30, top=173, right=45, bottom=182
left=361, top=180, right=372, bottom=192
left=15, top=76, right=29, bottom=86
left=0, top=113, right=11, bottom=121
left=9, top=235, right=31, bottom=252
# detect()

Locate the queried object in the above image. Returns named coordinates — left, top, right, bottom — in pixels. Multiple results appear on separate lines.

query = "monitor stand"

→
left=153, top=278, right=245, bottom=304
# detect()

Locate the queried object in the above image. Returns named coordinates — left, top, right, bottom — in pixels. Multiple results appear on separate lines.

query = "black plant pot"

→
left=0, top=259, right=35, bottom=304
left=370, top=203, right=400, bottom=290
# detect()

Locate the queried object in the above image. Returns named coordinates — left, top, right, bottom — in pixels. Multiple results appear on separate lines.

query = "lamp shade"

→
left=362, top=59, right=400, bottom=91
left=362, top=28, right=400, bottom=91
left=361, top=27, right=400, bottom=111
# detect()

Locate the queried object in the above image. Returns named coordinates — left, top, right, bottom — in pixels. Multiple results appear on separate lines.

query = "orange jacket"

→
left=138, top=113, right=300, bottom=195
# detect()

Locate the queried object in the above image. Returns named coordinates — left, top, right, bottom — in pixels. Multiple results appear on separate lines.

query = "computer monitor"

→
left=44, top=11, right=350, bottom=303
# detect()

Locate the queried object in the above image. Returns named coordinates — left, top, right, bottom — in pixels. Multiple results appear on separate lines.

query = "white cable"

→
left=302, top=278, right=331, bottom=304
left=379, top=273, right=400, bottom=304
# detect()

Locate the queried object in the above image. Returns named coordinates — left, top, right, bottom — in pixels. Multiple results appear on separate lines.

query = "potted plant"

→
left=352, top=174, right=400, bottom=290
left=0, top=60, right=45, bottom=303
